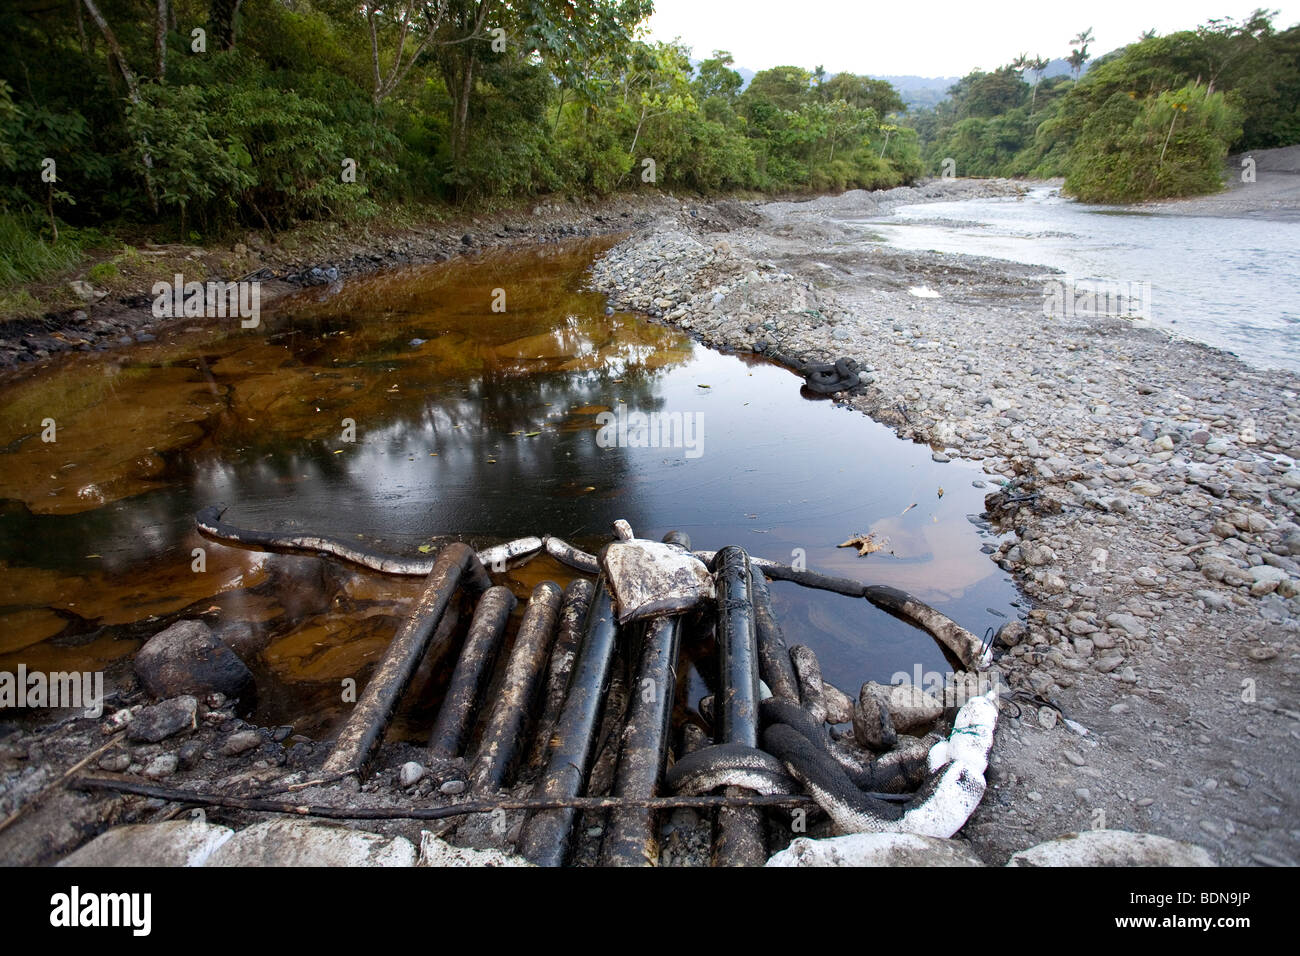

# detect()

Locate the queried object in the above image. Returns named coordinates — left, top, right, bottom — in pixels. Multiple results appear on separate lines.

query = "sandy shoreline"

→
left=589, top=179, right=1300, bottom=865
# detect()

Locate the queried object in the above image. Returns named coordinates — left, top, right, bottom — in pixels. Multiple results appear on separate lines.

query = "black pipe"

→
left=709, top=546, right=766, bottom=866
left=323, top=543, right=489, bottom=777
left=468, top=581, right=563, bottom=793
left=517, top=575, right=620, bottom=867
left=600, top=614, right=682, bottom=866
left=711, top=547, right=760, bottom=747
left=428, top=585, right=517, bottom=760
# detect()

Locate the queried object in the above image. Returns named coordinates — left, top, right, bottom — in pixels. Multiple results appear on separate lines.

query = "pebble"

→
left=439, top=780, right=467, bottom=796
left=220, top=730, right=262, bottom=756
left=143, top=754, right=178, bottom=779
left=98, top=751, right=131, bottom=773
left=398, top=761, right=426, bottom=787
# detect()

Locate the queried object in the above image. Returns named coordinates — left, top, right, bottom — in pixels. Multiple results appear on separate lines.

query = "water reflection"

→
left=0, top=238, right=1019, bottom=733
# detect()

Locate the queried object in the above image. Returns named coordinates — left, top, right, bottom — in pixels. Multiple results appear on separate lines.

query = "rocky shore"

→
left=587, top=180, right=1300, bottom=866
left=2, top=177, right=1296, bottom=866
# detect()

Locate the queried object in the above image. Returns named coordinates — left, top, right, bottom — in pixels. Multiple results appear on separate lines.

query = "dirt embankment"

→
left=0, top=192, right=690, bottom=372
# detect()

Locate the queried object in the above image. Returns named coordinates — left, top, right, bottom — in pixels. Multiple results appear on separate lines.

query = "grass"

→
left=0, top=211, right=90, bottom=288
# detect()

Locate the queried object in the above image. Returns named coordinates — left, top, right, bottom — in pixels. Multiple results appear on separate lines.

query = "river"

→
left=0, top=238, right=1017, bottom=736
left=859, top=184, right=1300, bottom=373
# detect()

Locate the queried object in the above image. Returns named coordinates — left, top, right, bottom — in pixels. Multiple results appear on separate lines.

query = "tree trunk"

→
left=155, top=0, right=167, bottom=82
left=210, top=0, right=242, bottom=51
left=80, top=0, right=158, bottom=213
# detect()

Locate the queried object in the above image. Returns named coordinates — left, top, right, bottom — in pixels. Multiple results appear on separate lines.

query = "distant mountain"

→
left=871, top=75, right=961, bottom=110
left=687, top=60, right=1089, bottom=112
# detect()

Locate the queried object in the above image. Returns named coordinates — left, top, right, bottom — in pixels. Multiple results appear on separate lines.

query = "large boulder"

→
left=767, top=833, right=986, bottom=867
left=58, top=820, right=234, bottom=867
left=134, top=620, right=254, bottom=704
left=204, top=819, right=416, bottom=867
left=1008, top=830, right=1215, bottom=867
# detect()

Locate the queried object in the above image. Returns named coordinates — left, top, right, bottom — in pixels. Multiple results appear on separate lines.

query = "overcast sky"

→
left=645, top=1, right=1300, bottom=77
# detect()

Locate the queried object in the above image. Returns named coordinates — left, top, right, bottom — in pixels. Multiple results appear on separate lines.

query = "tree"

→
left=1069, top=27, right=1094, bottom=81
left=694, top=50, right=743, bottom=102
left=821, top=73, right=905, bottom=116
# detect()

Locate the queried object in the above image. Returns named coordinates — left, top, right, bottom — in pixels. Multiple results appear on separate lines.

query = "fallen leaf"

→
left=417, top=545, right=432, bottom=554
left=838, top=532, right=887, bottom=556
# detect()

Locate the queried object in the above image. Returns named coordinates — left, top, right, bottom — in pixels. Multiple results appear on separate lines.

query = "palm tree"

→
left=1069, top=27, right=1094, bottom=83
left=1029, top=55, right=1049, bottom=110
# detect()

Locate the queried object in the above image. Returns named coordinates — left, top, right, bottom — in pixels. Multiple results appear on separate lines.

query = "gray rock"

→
left=399, top=761, right=426, bottom=787
left=767, top=832, right=985, bottom=867
left=220, top=730, right=262, bottom=756
left=205, top=819, right=416, bottom=867
left=127, top=696, right=197, bottom=743
left=853, top=681, right=942, bottom=749
left=143, top=753, right=179, bottom=779
left=996, top=620, right=1027, bottom=647
left=1105, top=613, right=1146, bottom=637
left=57, top=821, right=234, bottom=867
left=134, top=620, right=255, bottom=704
left=1007, top=830, right=1214, bottom=867
left=98, top=751, right=131, bottom=773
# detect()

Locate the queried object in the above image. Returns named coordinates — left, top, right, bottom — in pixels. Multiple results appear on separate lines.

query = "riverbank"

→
left=1130, top=145, right=1300, bottom=220
left=0, top=194, right=666, bottom=371
left=587, top=183, right=1300, bottom=866
left=3, top=176, right=1296, bottom=867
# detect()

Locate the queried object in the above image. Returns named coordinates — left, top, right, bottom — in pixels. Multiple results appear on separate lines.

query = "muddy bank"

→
left=0, top=192, right=697, bottom=371
left=587, top=179, right=1300, bottom=866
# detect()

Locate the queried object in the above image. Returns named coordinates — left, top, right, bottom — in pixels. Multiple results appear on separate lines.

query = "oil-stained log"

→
left=322, top=543, right=490, bottom=777
left=749, top=563, right=800, bottom=703
left=517, top=577, right=619, bottom=867
left=468, top=581, right=563, bottom=792
left=428, top=585, right=517, bottom=759
left=526, top=578, right=594, bottom=770
left=600, top=614, right=682, bottom=866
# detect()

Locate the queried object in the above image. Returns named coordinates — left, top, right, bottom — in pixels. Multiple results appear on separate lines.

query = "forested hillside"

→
left=908, top=11, right=1300, bottom=201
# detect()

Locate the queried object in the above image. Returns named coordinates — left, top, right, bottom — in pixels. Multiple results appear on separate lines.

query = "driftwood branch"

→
left=71, top=774, right=817, bottom=820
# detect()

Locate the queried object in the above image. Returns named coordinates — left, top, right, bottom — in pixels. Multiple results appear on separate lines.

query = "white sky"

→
left=645, top=1, right=1300, bottom=77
